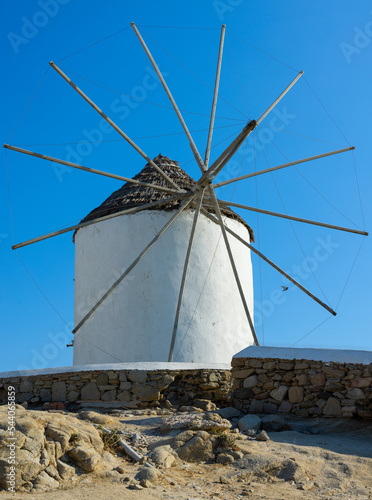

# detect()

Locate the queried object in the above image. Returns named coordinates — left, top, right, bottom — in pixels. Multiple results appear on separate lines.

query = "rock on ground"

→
left=160, top=412, right=231, bottom=433
left=0, top=405, right=104, bottom=492
left=238, top=414, right=261, bottom=432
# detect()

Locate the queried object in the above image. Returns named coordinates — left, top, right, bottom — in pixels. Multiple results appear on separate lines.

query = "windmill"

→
left=4, top=24, right=367, bottom=364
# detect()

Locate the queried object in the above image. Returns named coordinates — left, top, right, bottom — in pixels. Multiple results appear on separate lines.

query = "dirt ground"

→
left=1, top=412, right=371, bottom=500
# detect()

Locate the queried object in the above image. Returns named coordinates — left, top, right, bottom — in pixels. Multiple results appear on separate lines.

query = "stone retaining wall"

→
left=0, top=368, right=232, bottom=408
left=232, top=356, right=372, bottom=419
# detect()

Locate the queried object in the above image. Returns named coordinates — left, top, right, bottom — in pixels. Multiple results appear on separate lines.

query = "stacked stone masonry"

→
left=232, top=357, right=372, bottom=419
left=0, top=369, right=232, bottom=408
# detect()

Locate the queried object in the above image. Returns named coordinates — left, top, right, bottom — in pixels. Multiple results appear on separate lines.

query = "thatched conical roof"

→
left=75, top=154, right=254, bottom=241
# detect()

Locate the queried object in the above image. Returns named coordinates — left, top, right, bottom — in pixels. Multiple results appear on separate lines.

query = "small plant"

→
left=99, top=426, right=121, bottom=451
left=69, top=433, right=80, bottom=444
left=213, top=430, right=239, bottom=451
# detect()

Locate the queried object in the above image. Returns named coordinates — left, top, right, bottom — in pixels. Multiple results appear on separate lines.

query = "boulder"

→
left=238, top=414, right=261, bottom=432
left=175, top=431, right=215, bottom=462
left=138, top=467, right=158, bottom=483
left=216, top=453, right=235, bottom=465
left=160, top=412, right=231, bottom=433
left=256, top=430, right=270, bottom=441
left=150, top=445, right=177, bottom=468
left=78, top=410, right=114, bottom=426
left=261, top=415, right=286, bottom=432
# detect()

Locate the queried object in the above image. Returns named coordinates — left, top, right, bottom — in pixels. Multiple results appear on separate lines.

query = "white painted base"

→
left=234, top=346, right=372, bottom=364
left=73, top=209, right=254, bottom=365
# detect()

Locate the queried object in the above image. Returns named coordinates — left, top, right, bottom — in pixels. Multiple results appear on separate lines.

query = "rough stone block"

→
left=351, top=377, right=372, bottom=388
left=288, top=386, right=304, bottom=404
left=52, top=381, right=66, bottom=402
left=323, top=397, right=341, bottom=416
left=234, top=388, right=254, bottom=400
left=117, top=390, right=130, bottom=402
left=270, top=386, right=288, bottom=402
left=119, top=382, right=132, bottom=391
left=249, top=400, right=264, bottom=413
left=131, top=384, right=160, bottom=401
left=277, top=401, right=292, bottom=413
left=346, top=388, right=366, bottom=400
left=128, top=370, right=148, bottom=384
left=67, top=391, right=79, bottom=402
left=101, top=390, right=117, bottom=401
left=296, top=374, right=309, bottom=386
left=278, top=362, right=294, bottom=371
left=81, top=382, right=100, bottom=401
left=96, top=373, right=109, bottom=386
left=263, top=361, right=276, bottom=370
left=263, top=403, right=278, bottom=414
left=249, top=359, right=263, bottom=368
left=20, top=380, right=33, bottom=393
left=310, top=374, right=326, bottom=387
left=39, top=389, right=52, bottom=402
left=157, top=374, right=175, bottom=390
left=243, top=375, right=258, bottom=389
left=233, top=368, right=255, bottom=379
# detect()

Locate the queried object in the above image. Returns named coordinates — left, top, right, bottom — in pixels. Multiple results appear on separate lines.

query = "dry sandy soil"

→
left=1, top=411, right=371, bottom=500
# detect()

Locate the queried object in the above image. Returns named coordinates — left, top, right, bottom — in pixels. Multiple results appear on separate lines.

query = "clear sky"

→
left=1, top=1, right=371, bottom=372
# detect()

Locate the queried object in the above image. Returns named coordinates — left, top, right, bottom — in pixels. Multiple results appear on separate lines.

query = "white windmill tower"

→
left=4, top=24, right=367, bottom=365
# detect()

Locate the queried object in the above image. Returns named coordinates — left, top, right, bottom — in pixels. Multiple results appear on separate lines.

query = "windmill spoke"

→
left=200, top=207, right=337, bottom=316
left=196, top=71, right=304, bottom=186
left=168, top=188, right=205, bottom=361
left=12, top=192, right=191, bottom=250
left=49, top=62, right=181, bottom=192
left=4, top=144, right=181, bottom=196
left=217, top=199, right=368, bottom=236
left=198, top=120, right=256, bottom=186
left=256, top=71, right=304, bottom=126
left=131, top=23, right=206, bottom=173
left=204, top=24, right=226, bottom=168
left=206, top=186, right=259, bottom=345
left=213, top=146, right=355, bottom=189
left=73, top=193, right=198, bottom=334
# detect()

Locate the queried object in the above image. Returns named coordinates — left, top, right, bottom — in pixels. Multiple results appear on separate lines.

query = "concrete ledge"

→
left=234, top=346, right=372, bottom=365
left=0, top=362, right=231, bottom=379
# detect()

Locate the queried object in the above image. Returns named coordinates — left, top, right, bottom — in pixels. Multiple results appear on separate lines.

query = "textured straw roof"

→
left=75, top=154, right=254, bottom=241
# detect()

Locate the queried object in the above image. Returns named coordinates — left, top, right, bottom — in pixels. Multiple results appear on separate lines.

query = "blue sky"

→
left=1, top=1, right=371, bottom=372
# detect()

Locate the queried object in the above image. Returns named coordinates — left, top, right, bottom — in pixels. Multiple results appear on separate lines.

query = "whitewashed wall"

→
left=73, top=209, right=254, bottom=365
